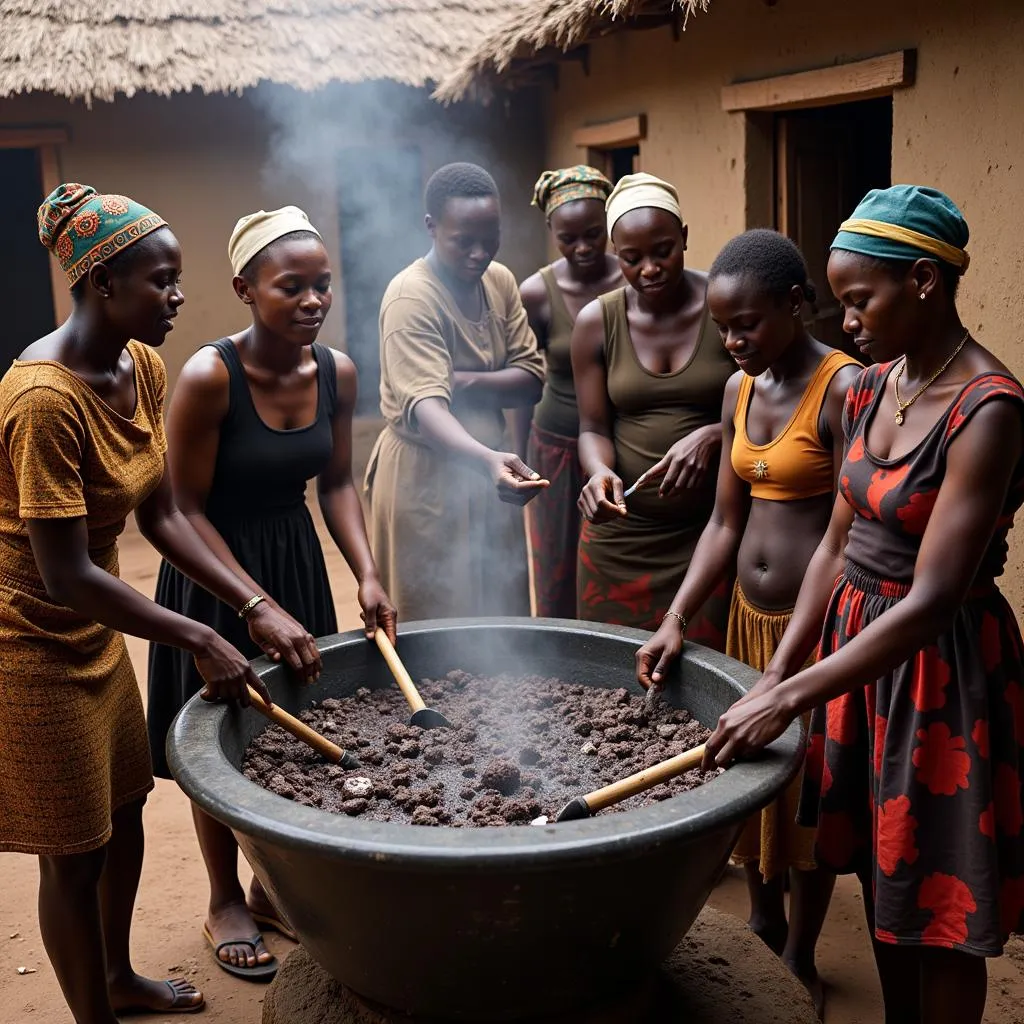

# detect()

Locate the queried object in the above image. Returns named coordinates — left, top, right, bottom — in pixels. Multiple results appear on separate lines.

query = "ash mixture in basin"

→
left=242, top=671, right=718, bottom=826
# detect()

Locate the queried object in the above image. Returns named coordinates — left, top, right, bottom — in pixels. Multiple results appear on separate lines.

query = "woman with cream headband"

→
left=571, top=172, right=734, bottom=638
left=0, top=183, right=317, bottom=1019
left=516, top=166, right=623, bottom=617
left=148, top=206, right=395, bottom=980
left=704, top=185, right=1024, bottom=1024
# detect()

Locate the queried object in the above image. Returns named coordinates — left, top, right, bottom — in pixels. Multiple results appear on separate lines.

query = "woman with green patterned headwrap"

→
left=704, top=185, right=1024, bottom=1024
left=516, top=165, right=623, bottom=617
left=0, top=183, right=320, bottom=1020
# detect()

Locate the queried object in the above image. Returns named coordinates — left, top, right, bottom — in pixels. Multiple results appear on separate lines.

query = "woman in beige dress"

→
left=365, top=162, right=547, bottom=620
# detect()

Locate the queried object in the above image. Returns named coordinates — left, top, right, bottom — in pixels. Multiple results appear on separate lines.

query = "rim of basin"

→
left=169, top=618, right=805, bottom=870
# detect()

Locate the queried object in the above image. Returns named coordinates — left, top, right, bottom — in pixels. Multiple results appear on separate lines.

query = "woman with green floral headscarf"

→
left=516, top=166, right=623, bottom=617
left=705, top=185, right=1024, bottom=1024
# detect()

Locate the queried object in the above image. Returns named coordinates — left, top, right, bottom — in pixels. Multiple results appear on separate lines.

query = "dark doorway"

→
left=0, top=148, right=56, bottom=370
left=587, top=144, right=639, bottom=184
left=775, top=97, right=893, bottom=358
left=337, top=146, right=425, bottom=415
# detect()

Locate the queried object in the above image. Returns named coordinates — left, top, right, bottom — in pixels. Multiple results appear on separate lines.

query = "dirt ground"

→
left=2, top=446, right=1024, bottom=1022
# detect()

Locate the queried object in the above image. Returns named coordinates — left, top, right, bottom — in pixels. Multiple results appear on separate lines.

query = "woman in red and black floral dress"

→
left=703, top=185, right=1024, bottom=1024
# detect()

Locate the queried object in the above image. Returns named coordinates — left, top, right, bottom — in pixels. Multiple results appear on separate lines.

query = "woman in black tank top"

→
left=148, top=212, right=395, bottom=980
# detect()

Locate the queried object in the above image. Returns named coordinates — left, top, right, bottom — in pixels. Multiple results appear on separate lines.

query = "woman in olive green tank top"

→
left=572, top=173, right=734, bottom=641
left=517, top=167, right=623, bottom=617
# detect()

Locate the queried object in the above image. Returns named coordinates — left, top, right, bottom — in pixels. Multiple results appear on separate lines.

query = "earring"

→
left=920, top=292, right=927, bottom=300
left=792, top=308, right=801, bottom=318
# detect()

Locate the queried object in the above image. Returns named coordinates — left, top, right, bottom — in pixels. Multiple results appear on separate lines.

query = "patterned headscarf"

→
left=531, top=165, right=613, bottom=218
left=38, top=183, right=167, bottom=288
left=832, top=185, right=970, bottom=274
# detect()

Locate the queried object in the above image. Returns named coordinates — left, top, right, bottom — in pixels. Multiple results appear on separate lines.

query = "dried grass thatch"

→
left=435, top=0, right=709, bottom=102
left=0, top=0, right=524, bottom=103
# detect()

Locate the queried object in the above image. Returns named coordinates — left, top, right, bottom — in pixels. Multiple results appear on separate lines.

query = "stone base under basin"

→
left=262, top=906, right=818, bottom=1024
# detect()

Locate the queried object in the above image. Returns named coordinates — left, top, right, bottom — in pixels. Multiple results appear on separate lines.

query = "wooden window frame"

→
left=573, top=115, right=647, bottom=180
left=721, top=50, right=915, bottom=113
left=0, top=127, right=71, bottom=322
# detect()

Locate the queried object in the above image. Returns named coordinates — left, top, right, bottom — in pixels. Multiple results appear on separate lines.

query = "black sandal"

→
left=202, top=924, right=278, bottom=981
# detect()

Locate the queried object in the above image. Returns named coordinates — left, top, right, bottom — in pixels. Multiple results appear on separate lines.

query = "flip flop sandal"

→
left=115, top=978, right=206, bottom=1015
left=203, top=924, right=278, bottom=981
left=249, top=910, right=299, bottom=943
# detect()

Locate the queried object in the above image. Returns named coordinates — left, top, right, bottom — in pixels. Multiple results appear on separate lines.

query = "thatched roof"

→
left=435, top=0, right=709, bottom=102
left=0, top=0, right=523, bottom=103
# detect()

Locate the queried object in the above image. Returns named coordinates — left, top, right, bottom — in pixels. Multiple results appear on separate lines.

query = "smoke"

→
left=250, top=81, right=545, bottom=414
left=248, top=80, right=547, bottom=626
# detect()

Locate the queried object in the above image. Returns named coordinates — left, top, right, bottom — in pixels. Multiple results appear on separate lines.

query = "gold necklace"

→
left=892, top=330, right=970, bottom=425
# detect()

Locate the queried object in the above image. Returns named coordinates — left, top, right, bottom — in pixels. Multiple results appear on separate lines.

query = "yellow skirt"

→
left=726, top=581, right=817, bottom=879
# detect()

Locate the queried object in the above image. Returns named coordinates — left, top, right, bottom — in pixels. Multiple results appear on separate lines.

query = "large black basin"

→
left=168, top=619, right=803, bottom=1021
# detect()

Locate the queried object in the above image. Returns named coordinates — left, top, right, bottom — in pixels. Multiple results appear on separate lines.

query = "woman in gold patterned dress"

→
left=0, top=184, right=320, bottom=1022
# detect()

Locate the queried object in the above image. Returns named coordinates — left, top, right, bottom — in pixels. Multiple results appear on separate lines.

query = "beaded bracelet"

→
left=238, top=594, right=266, bottom=620
left=663, top=610, right=687, bottom=632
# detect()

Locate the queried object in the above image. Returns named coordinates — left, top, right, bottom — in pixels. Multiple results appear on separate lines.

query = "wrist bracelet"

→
left=664, top=610, right=687, bottom=632
left=238, top=594, right=266, bottom=620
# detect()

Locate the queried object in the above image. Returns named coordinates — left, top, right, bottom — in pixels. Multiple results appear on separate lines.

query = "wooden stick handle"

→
left=246, top=685, right=347, bottom=764
left=374, top=629, right=427, bottom=713
left=583, top=744, right=707, bottom=814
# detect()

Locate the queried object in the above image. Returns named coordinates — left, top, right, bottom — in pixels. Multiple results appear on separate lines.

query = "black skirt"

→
left=147, top=504, right=337, bottom=779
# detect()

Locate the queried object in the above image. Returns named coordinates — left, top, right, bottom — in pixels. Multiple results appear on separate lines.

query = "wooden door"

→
left=775, top=98, right=892, bottom=360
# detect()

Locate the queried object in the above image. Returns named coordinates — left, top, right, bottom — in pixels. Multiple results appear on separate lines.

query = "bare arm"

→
left=636, top=374, right=750, bottom=686
left=316, top=350, right=396, bottom=640
left=755, top=364, right=863, bottom=685
left=510, top=273, right=551, bottom=460
left=413, top=398, right=548, bottom=507
left=571, top=299, right=624, bottom=521
left=27, top=515, right=269, bottom=704
left=706, top=398, right=1023, bottom=767
left=824, top=365, right=863, bottom=489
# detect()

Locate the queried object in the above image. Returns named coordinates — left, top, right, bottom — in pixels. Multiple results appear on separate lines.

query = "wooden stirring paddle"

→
left=246, top=685, right=361, bottom=768
left=554, top=743, right=708, bottom=822
left=373, top=629, right=452, bottom=729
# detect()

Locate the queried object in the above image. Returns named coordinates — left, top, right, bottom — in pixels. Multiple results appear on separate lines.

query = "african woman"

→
left=147, top=207, right=396, bottom=979
left=366, top=162, right=547, bottom=620
left=0, top=184, right=318, bottom=1022
left=516, top=166, right=623, bottom=617
left=572, top=173, right=735, bottom=641
left=704, top=186, right=1024, bottom=1024
left=636, top=230, right=861, bottom=1016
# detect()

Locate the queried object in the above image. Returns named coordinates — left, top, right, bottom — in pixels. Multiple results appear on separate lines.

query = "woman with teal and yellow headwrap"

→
left=0, top=183, right=320, bottom=1019
left=704, top=185, right=1024, bottom=1023
left=517, top=165, right=623, bottom=617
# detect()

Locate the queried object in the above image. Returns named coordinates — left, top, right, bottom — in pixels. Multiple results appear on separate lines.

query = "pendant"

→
left=895, top=409, right=905, bottom=426
left=753, top=459, right=769, bottom=480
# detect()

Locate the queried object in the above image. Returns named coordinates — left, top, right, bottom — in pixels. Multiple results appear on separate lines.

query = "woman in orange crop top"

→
left=636, top=229, right=860, bottom=1017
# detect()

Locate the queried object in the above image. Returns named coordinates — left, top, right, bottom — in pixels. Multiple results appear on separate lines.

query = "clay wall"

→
left=0, top=84, right=546, bottom=392
left=543, top=0, right=1024, bottom=610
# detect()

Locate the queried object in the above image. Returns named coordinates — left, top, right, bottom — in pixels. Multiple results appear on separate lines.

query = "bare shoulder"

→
left=519, top=270, right=546, bottom=304
left=173, top=344, right=231, bottom=423
left=329, top=346, right=362, bottom=389
left=829, top=362, right=864, bottom=399
left=325, top=345, right=357, bottom=382
left=722, top=369, right=744, bottom=414
left=574, top=296, right=605, bottom=330
left=177, top=343, right=230, bottom=393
